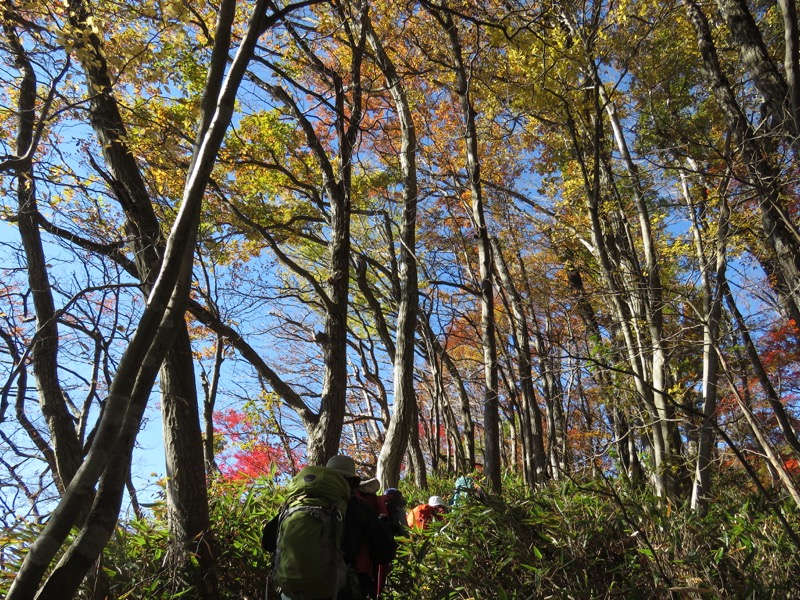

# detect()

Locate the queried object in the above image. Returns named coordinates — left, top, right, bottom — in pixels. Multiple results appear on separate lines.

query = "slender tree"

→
left=426, top=1, right=501, bottom=493
left=5, top=1, right=279, bottom=597
left=363, top=5, right=421, bottom=489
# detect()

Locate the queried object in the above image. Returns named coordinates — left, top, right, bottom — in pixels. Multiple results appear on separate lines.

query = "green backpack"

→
left=273, top=465, right=351, bottom=600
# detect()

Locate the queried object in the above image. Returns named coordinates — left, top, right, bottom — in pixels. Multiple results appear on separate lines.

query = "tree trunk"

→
left=680, top=165, right=727, bottom=515
left=532, top=323, right=567, bottom=479
left=777, top=0, right=800, bottom=133
left=723, top=278, right=800, bottom=458
left=561, top=258, right=642, bottom=483
left=365, top=11, right=421, bottom=489
left=422, top=338, right=467, bottom=471
left=685, top=0, right=800, bottom=333
left=161, top=325, right=215, bottom=596
left=599, top=81, right=684, bottom=499
left=404, top=394, right=428, bottom=489
left=558, top=3, right=685, bottom=499
left=202, top=336, right=225, bottom=473
left=67, top=0, right=227, bottom=590
left=34, top=270, right=195, bottom=600
left=420, top=315, right=474, bottom=470
left=564, top=88, right=671, bottom=497
left=435, top=6, right=501, bottom=493
left=716, top=0, right=792, bottom=133
left=271, top=3, right=367, bottom=466
left=7, top=21, right=83, bottom=493
left=492, top=239, right=547, bottom=487
left=7, top=3, right=268, bottom=597
left=715, top=338, right=800, bottom=509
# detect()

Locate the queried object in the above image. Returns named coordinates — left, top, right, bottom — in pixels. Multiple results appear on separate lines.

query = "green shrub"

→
left=383, top=474, right=800, bottom=599
left=100, top=476, right=284, bottom=599
left=385, top=478, right=552, bottom=599
left=9, top=470, right=798, bottom=599
left=0, top=519, right=45, bottom=597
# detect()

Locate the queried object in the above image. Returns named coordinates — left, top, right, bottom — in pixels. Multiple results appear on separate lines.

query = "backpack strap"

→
left=329, top=498, right=346, bottom=600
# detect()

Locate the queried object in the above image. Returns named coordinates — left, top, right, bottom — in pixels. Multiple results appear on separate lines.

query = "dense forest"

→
left=2, top=0, right=800, bottom=597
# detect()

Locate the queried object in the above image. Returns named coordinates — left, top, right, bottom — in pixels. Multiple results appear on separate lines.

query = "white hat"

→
left=359, top=478, right=380, bottom=494
left=428, top=495, right=446, bottom=507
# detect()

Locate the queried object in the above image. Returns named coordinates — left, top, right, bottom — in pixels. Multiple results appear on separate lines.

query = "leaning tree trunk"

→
left=6, top=3, right=269, bottom=598
left=31, top=245, right=198, bottom=600
left=557, top=4, right=684, bottom=500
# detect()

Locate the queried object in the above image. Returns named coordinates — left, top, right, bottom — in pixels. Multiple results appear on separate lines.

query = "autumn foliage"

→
left=213, top=408, right=300, bottom=480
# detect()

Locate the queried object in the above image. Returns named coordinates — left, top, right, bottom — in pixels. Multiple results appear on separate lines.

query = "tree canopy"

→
left=2, top=0, right=800, bottom=597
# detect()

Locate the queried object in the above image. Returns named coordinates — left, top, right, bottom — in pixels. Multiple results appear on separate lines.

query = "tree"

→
left=60, top=0, right=214, bottom=588
left=362, top=5, right=421, bottom=490
left=3, top=9, right=83, bottom=498
left=4, top=1, right=286, bottom=597
left=5, top=3, right=800, bottom=582
left=491, top=238, right=547, bottom=487
left=685, top=0, right=800, bottom=334
left=425, top=1, right=502, bottom=493
left=220, top=0, right=368, bottom=465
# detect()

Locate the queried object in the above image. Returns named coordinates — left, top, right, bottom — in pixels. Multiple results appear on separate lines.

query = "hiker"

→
left=354, top=478, right=397, bottom=598
left=328, top=456, right=396, bottom=599
left=380, top=488, right=408, bottom=536
left=261, top=460, right=351, bottom=600
left=451, top=472, right=488, bottom=507
left=406, top=495, right=448, bottom=530
left=262, top=455, right=395, bottom=600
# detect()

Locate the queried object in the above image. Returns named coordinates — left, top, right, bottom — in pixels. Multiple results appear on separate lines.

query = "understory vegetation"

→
left=5, top=1, right=800, bottom=597
left=6, top=472, right=795, bottom=600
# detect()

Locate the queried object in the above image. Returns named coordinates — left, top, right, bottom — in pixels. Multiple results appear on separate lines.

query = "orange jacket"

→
left=406, top=503, right=447, bottom=530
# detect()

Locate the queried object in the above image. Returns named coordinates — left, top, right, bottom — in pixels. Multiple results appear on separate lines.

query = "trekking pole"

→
left=264, top=573, right=281, bottom=600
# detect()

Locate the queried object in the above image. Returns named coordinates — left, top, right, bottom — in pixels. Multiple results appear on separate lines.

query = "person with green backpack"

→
left=262, top=460, right=350, bottom=599
left=262, top=455, right=394, bottom=600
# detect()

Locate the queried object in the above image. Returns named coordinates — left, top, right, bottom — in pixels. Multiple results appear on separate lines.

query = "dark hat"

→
left=326, top=454, right=358, bottom=479
left=384, top=487, right=406, bottom=507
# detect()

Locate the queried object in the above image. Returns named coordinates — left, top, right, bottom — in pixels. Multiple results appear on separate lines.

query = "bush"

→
left=12, top=470, right=796, bottom=599
left=385, top=477, right=552, bottom=599
left=100, top=476, right=285, bottom=599
left=383, top=474, right=800, bottom=599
